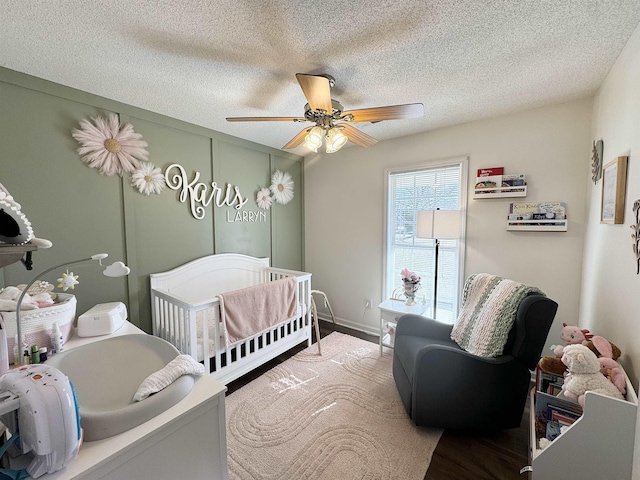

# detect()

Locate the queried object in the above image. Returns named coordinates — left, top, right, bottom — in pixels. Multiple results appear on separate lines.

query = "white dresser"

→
left=28, top=323, right=228, bottom=479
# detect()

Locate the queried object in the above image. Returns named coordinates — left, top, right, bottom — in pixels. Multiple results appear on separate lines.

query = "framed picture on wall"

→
left=601, top=156, right=628, bottom=224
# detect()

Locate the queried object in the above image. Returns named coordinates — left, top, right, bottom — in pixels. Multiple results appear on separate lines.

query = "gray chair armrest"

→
left=395, top=314, right=453, bottom=341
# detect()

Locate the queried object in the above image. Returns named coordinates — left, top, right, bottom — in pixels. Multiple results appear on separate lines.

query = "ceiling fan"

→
left=226, top=73, right=424, bottom=153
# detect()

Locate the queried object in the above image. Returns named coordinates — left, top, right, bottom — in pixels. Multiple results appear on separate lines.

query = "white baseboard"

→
left=316, top=313, right=379, bottom=338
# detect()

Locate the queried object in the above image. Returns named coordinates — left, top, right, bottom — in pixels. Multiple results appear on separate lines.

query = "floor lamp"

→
left=416, top=209, right=462, bottom=319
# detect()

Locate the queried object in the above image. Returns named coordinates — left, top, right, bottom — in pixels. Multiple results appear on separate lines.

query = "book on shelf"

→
left=510, top=201, right=566, bottom=216
left=531, top=212, right=556, bottom=220
left=475, top=174, right=502, bottom=190
left=535, top=365, right=564, bottom=396
left=534, top=391, right=583, bottom=443
left=545, top=420, right=563, bottom=441
left=501, top=174, right=526, bottom=192
left=502, top=173, right=526, bottom=187
left=508, top=202, right=567, bottom=226
left=508, top=212, right=533, bottom=221
left=549, top=405, right=581, bottom=426
left=477, top=167, right=504, bottom=177
left=474, top=169, right=526, bottom=195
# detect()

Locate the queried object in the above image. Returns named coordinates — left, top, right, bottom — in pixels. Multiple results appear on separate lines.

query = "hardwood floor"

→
left=226, top=320, right=530, bottom=479
left=424, top=403, right=530, bottom=480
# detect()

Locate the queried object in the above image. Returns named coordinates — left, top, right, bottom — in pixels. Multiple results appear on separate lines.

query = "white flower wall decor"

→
left=269, top=170, right=294, bottom=205
left=131, top=162, right=166, bottom=195
left=256, top=187, right=272, bottom=210
left=72, top=113, right=149, bottom=176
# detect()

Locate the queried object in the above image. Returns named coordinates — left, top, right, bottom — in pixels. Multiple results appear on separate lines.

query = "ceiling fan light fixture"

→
left=325, top=127, right=348, bottom=153
left=303, top=126, right=323, bottom=150
left=227, top=74, right=423, bottom=152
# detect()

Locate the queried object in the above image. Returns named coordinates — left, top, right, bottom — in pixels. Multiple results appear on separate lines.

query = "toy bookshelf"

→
left=524, top=369, right=637, bottom=479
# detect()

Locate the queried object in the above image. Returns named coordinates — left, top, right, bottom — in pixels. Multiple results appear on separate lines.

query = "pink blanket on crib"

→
left=218, top=276, right=297, bottom=347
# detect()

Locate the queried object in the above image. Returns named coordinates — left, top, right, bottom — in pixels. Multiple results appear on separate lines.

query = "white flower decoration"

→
left=131, top=162, right=166, bottom=195
left=256, top=187, right=272, bottom=210
left=72, top=113, right=149, bottom=176
left=269, top=170, right=294, bottom=205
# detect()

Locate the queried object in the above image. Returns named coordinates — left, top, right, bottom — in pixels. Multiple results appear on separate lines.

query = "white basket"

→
left=1, top=293, right=76, bottom=364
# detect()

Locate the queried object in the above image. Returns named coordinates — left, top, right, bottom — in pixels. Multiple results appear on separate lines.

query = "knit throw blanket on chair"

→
left=450, top=273, right=544, bottom=357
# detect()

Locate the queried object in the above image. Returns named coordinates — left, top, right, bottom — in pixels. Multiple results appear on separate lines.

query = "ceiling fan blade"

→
left=226, top=116, right=307, bottom=122
left=296, top=73, right=332, bottom=113
left=282, top=127, right=312, bottom=149
left=342, top=103, right=424, bottom=123
left=340, top=124, right=378, bottom=148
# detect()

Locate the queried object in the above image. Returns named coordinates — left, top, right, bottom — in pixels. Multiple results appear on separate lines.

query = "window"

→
left=384, top=157, right=467, bottom=323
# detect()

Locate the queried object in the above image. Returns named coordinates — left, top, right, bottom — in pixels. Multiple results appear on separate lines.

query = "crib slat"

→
left=201, top=306, right=210, bottom=375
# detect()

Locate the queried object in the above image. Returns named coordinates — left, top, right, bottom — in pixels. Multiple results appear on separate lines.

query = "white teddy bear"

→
left=561, top=344, right=625, bottom=406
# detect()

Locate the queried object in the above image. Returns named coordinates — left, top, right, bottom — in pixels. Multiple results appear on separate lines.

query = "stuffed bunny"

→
left=592, top=335, right=626, bottom=395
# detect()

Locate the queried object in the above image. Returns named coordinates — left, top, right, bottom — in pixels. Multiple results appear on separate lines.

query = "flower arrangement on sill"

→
left=401, top=268, right=421, bottom=306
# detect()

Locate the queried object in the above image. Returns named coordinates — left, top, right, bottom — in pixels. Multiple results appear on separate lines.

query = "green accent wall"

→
left=0, top=68, right=304, bottom=333
left=271, top=154, right=304, bottom=270
left=213, top=141, right=272, bottom=257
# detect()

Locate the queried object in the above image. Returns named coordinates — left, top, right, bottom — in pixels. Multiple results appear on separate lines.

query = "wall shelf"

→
left=473, top=185, right=527, bottom=199
left=0, top=244, right=37, bottom=269
left=507, top=219, right=567, bottom=232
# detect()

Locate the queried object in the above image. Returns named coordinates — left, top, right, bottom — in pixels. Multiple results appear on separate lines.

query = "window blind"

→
left=386, top=163, right=463, bottom=322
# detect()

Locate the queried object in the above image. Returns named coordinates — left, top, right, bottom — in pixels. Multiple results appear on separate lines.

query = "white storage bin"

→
left=1, top=293, right=76, bottom=364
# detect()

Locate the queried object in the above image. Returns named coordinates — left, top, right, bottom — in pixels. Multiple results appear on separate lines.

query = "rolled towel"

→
left=134, top=354, right=205, bottom=402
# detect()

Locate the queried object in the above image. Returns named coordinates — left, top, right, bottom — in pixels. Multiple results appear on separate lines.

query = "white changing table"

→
left=23, top=322, right=228, bottom=480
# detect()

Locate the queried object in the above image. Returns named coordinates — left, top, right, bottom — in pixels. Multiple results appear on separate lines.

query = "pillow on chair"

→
left=450, top=273, right=545, bottom=357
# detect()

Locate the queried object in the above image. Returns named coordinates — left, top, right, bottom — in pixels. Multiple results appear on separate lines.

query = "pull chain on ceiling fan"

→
left=226, top=73, right=424, bottom=153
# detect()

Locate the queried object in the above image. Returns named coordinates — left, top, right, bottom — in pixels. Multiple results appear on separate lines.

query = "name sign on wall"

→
left=164, top=164, right=265, bottom=222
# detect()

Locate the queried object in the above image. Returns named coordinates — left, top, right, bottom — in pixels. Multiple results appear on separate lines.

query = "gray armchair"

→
left=392, top=294, right=557, bottom=429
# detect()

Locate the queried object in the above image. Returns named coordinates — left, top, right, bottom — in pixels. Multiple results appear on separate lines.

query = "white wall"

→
left=579, top=23, right=640, bottom=477
left=582, top=23, right=640, bottom=383
left=305, top=97, right=592, bottom=352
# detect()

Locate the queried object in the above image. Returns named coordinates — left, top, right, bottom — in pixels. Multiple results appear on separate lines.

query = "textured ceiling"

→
left=1, top=1, right=639, bottom=153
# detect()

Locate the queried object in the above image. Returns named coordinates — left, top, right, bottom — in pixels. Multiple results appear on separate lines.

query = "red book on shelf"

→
left=477, top=167, right=504, bottom=177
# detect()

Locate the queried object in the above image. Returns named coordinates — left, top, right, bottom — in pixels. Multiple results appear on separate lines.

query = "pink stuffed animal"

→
left=552, top=323, right=593, bottom=357
left=592, top=335, right=626, bottom=395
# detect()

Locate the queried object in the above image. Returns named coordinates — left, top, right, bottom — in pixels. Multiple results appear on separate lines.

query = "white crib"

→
left=150, top=253, right=313, bottom=385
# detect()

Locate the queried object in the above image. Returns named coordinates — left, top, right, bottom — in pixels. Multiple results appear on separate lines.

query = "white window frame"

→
left=383, top=156, right=468, bottom=323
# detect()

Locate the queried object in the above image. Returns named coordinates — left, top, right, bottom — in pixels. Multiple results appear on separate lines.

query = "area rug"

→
left=225, top=332, right=443, bottom=479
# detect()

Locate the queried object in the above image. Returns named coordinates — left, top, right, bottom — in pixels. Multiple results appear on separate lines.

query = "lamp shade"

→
left=416, top=210, right=435, bottom=238
left=416, top=209, right=462, bottom=239
left=303, top=126, right=323, bottom=151
left=326, top=127, right=348, bottom=153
